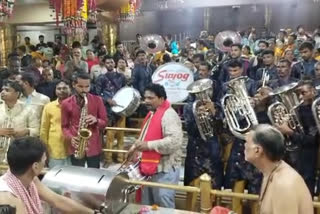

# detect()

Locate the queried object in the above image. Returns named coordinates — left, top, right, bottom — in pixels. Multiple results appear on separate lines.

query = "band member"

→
left=219, top=43, right=250, bottom=83
left=254, top=50, right=278, bottom=82
left=40, top=80, right=72, bottom=169
left=61, top=72, right=107, bottom=168
left=291, top=42, right=318, bottom=79
left=221, top=59, right=256, bottom=96
left=276, top=81, right=319, bottom=195
left=95, top=56, right=126, bottom=164
left=0, top=137, right=96, bottom=213
left=126, top=84, right=183, bottom=208
left=268, top=59, right=299, bottom=89
left=314, top=62, right=320, bottom=88
left=244, top=124, right=313, bottom=214
left=222, top=60, right=261, bottom=214
left=183, top=64, right=224, bottom=210
left=248, top=40, right=269, bottom=79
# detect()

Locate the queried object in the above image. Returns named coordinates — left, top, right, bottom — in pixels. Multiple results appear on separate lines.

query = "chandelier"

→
left=119, top=0, right=142, bottom=22
left=49, top=0, right=97, bottom=35
left=0, top=0, right=15, bottom=23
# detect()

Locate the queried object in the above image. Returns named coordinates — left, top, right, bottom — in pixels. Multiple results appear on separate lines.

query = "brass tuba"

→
left=214, top=30, right=242, bottom=53
left=187, top=78, right=215, bottom=141
left=221, top=76, right=258, bottom=139
left=212, top=31, right=241, bottom=73
left=74, top=93, right=92, bottom=159
left=312, top=96, right=320, bottom=133
left=0, top=117, right=12, bottom=164
left=140, top=34, right=166, bottom=54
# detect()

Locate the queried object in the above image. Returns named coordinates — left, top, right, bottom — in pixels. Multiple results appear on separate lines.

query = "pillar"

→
left=0, top=24, right=16, bottom=66
left=203, top=8, right=211, bottom=32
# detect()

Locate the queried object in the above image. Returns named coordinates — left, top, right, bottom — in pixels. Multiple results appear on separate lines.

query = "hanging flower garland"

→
left=0, top=0, right=15, bottom=23
left=119, top=0, right=141, bottom=22
left=49, top=0, right=96, bottom=35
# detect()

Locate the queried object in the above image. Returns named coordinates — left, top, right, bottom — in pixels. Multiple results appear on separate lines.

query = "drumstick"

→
left=114, top=103, right=124, bottom=108
left=117, top=113, right=153, bottom=171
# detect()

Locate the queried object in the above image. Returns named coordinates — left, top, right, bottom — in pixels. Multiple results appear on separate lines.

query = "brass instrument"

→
left=187, top=78, right=215, bottom=141
left=221, top=76, right=258, bottom=139
left=212, top=31, right=241, bottom=74
left=140, top=34, right=166, bottom=54
left=312, top=96, right=320, bottom=134
left=267, top=82, right=304, bottom=151
left=74, top=93, right=92, bottom=159
left=0, top=117, right=12, bottom=164
left=214, top=31, right=242, bottom=53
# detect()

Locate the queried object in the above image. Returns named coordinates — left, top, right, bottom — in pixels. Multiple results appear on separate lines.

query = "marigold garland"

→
left=49, top=0, right=96, bottom=35
left=119, top=0, right=141, bottom=22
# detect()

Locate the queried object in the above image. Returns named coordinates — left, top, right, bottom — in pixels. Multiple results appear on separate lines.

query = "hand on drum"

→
left=71, top=137, right=79, bottom=149
left=85, top=115, right=97, bottom=125
left=107, top=99, right=117, bottom=107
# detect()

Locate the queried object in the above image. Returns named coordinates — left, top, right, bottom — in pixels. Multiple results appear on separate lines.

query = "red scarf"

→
left=3, top=171, right=43, bottom=214
left=139, top=100, right=171, bottom=176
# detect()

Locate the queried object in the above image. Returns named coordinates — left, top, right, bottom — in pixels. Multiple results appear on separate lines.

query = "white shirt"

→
left=90, top=64, right=107, bottom=83
left=19, top=90, right=50, bottom=121
left=0, top=100, right=40, bottom=137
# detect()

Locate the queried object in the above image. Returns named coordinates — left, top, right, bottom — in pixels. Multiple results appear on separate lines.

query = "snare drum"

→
left=111, top=87, right=141, bottom=117
left=120, top=161, right=146, bottom=181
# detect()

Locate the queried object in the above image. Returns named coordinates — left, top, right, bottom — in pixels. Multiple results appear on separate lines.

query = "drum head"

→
left=112, top=87, right=140, bottom=114
left=152, top=62, right=194, bottom=103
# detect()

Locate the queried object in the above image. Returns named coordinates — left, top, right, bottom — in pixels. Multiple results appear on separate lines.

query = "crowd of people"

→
left=0, top=24, right=320, bottom=213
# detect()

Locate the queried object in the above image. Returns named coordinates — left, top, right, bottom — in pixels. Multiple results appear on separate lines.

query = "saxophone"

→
left=0, top=117, right=12, bottom=164
left=74, top=93, right=92, bottom=159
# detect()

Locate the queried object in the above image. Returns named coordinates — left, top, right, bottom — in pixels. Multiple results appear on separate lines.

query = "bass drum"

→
left=152, top=62, right=194, bottom=103
left=111, top=87, right=141, bottom=117
left=42, top=166, right=131, bottom=213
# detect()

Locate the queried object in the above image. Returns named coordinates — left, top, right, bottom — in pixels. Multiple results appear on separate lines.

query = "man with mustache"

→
left=126, top=84, right=183, bottom=208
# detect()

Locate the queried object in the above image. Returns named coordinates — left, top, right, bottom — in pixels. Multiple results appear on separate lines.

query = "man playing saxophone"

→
left=275, top=80, right=319, bottom=196
left=61, top=72, right=107, bottom=168
left=0, top=80, right=39, bottom=163
left=183, top=62, right=224, bottom=211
